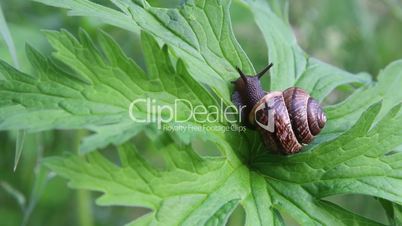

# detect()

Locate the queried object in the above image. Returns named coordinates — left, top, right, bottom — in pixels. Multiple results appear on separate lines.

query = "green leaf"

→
left=0, top=3, right=19, bottom=68
left=45, top=143, right=247, bottom=225
left=44, top=98, right=402, bottom=226
left=325, top=60, right=402, bottom=135
left=35, top=0, right=255, bottom=102
left=238, top=0, right=371, bottom=93
left=380, top=199, right=402, bottom=226
left=33, top=0, right=140, bottom=33
left=205, top=199, right=240, bottom=226
left=14, top=130, right=25, bottom=171
left=0, top=3, right=26, bottom=172
left=0, top=30, right=219, bottom=153
left=45, top=105, right=395, bottom=225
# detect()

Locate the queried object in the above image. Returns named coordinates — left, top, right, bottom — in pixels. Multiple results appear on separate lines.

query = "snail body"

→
left=232, top=63, right=326, bottom=154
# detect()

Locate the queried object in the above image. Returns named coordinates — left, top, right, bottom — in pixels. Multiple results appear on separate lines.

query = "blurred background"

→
left=1, top=0, right=401, bottom=225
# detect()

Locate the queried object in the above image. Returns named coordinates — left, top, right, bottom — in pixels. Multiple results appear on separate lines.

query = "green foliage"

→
left=0, top=29, right=219, bottom=153
left=0, top=2, right=26, bottom=172
left=1, top=0, right=402, bottom=225
left=0, top=3, right=19, bottom=69
left=34, top=0, right=254, bottom=102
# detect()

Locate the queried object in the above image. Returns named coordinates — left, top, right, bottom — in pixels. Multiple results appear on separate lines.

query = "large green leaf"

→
left=35, top=0, right=255, bottom=102
left=0, top=30, right=219, bottom=153
left=45, top=101, right=402, bottom=225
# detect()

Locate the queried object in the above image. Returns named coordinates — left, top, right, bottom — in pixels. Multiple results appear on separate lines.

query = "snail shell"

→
left=231, top=63, right=326, bottom=154
left=249, top=87, right=326, bottom=154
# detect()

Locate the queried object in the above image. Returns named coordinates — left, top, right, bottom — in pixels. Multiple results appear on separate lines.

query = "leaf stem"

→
left=75, top=130, right=94, bottom=226
left=77, top=189, right=94, bottom=226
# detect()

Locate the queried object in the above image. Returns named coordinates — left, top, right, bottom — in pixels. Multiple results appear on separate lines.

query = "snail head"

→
left=232, top=63, right=273, bottom=108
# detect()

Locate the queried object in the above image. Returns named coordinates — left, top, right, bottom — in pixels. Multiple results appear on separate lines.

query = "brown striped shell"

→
left=231, top=63, right=326, bottom=154
left=249, top=87, right=326, bottom=154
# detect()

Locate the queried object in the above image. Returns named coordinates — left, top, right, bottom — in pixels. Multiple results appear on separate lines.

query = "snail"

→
left=231, top=63, right=326, bottom=154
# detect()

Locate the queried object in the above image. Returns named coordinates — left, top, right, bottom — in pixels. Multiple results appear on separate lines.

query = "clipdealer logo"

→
left=128, top=97, right=276, bottom=133
left=128, top=98, right=246, bottom=132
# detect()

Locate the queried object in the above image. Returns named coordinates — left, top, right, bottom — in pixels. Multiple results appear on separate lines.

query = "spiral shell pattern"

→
left=250, top=87, right=326, bottom=154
